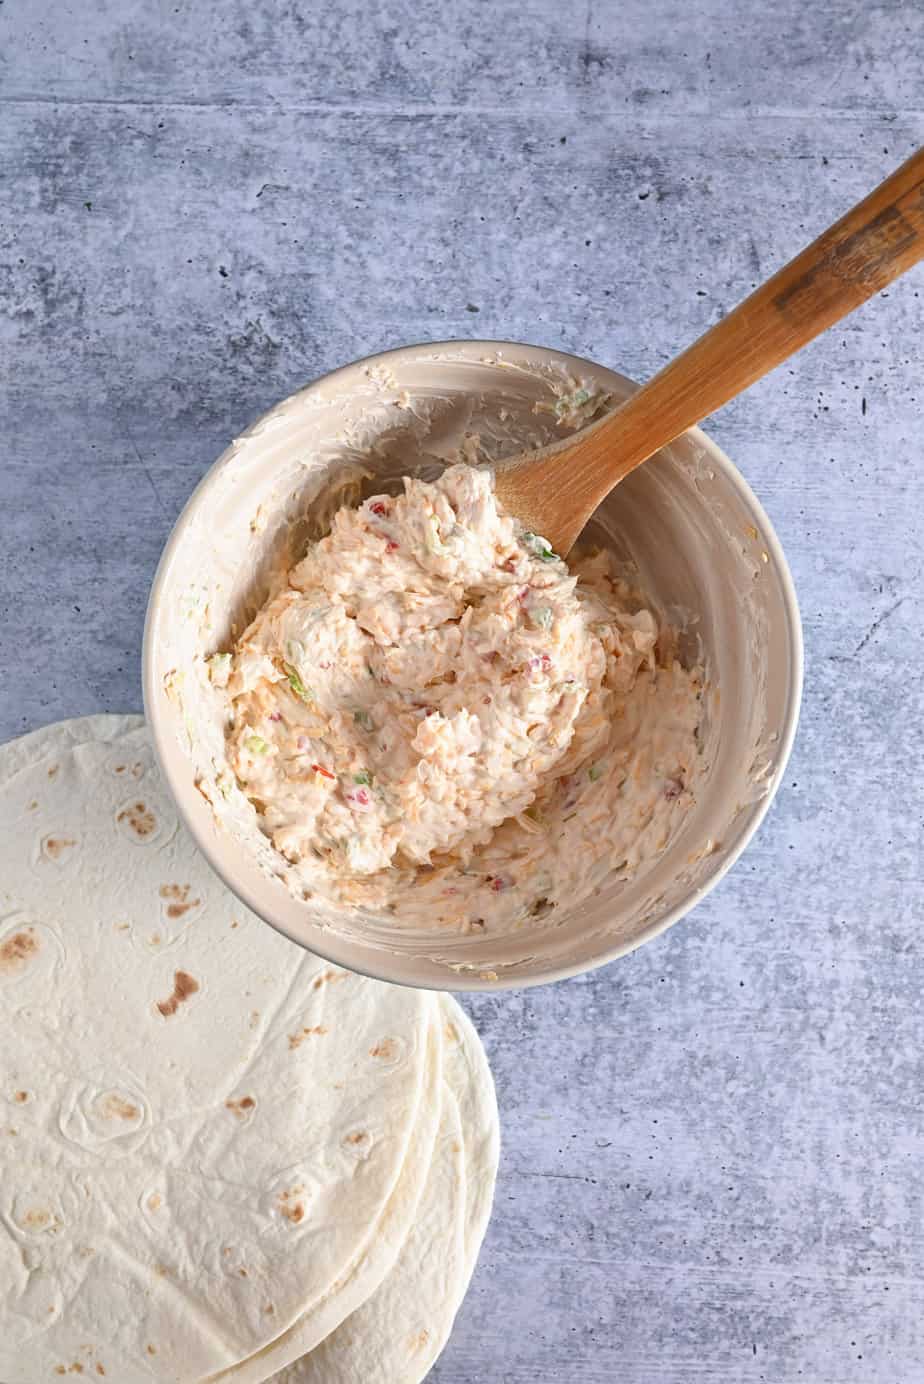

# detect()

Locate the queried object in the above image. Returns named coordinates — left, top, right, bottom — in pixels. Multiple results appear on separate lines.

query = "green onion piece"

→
left=588, top=763, right=604, bottom=782
left=554, top=387, right=592, bottom=416
left=354, top=709, right=373, bottom=731
left=353, top=771, right=372, bottom=785
left=284, top=663, right=313, bottom=702
left=522, top=531, right=557, bottom=562
left=246, top=734, right=269, bottom=755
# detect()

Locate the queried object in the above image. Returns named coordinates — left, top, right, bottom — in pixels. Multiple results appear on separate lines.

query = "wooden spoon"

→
left=495, top=147, right=924, bottom=555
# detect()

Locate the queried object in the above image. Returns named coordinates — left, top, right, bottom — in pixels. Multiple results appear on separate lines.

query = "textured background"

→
left=2, top=2, right=924, bottom=1380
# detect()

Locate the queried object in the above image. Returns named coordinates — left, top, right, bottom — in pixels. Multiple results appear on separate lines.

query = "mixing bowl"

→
left=143, top=341, right=802, bottom=990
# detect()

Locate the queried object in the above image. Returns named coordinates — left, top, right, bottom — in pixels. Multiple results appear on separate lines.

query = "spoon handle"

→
left=521, top=146, right=924, bottom=539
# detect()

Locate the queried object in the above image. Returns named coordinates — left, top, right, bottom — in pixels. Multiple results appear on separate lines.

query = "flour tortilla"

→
left=0, top=716, right=435, bottom=1384
left=438, top=996, right=501, bottom=1283
left=272, top=1083, right=466, bottom=1384
left=266, top=996, right=499, bottom=1384
left=212, top=1014, right=444, bottom=1383
left=0, top=712, right=143, bottom=788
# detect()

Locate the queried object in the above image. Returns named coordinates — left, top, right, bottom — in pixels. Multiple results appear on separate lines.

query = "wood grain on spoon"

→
left=495, top=147, right=924, bottom=555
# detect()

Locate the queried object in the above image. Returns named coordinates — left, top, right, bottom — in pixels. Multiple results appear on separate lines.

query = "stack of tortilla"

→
left=0, top=716, right=499, bottom=1384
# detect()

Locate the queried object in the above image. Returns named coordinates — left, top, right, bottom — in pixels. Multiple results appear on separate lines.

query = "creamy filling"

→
left=224, top=464, right=704, bottom=933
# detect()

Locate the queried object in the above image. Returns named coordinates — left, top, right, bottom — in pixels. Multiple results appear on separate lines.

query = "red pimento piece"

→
left=269, top=711, right=282, bottom=722
left=386, top=541, right=399, bottom=553
left=489, top=877, right=506, bottom=892
left=312, top=763, right=336, bottom=780
left=370, top=501, right=389, bottom=516
left=348, top=787, right=371, bottom=808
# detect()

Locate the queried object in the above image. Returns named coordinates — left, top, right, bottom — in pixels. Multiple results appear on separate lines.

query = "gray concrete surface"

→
left=2, top=2, right=923, bottom=1380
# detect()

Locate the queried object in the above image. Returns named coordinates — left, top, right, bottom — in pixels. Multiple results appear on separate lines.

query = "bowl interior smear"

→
left=147, top=344, right=799, bottom=987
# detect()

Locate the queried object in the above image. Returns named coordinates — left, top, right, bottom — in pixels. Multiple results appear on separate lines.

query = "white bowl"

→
left=143, top=341, right=802, bottom=991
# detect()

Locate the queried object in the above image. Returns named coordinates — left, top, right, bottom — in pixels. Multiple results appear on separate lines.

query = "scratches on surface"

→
left=2, top=94, right=924, bottom=121
left=830, top=596, right=905, bottom=661
left=126, top=433, right=166, bottom=513
left=747, top=232, right=762, bottom=279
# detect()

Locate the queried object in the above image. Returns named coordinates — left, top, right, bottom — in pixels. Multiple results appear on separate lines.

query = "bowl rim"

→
left=143, top=338, right=804, bottom=991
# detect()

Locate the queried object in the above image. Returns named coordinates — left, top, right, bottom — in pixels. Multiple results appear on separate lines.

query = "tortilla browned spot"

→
left=21, top=1208, right=53, bottom=1230
left=312, top=969, right=347, bottom=990
left=155, top=970, right=199, bottom=1018
left=113, top=761, right=144, bottom=779
left=158, top=883, right=201, bottom=919
left=288, top=1025, right=328, bottom=1050
left=99, top=1094, right=138, bottom=1121
left=116, top=801, right=156, bottom=840
left=0, top=929, right=38, bottom=972
left=225, top=1096, right=256, bottom=1119
left=43, top=836, right=76, bottom=861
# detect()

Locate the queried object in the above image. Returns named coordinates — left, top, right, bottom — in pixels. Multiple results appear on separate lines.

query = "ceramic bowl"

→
left=143, top=341, right=802, bottom=990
